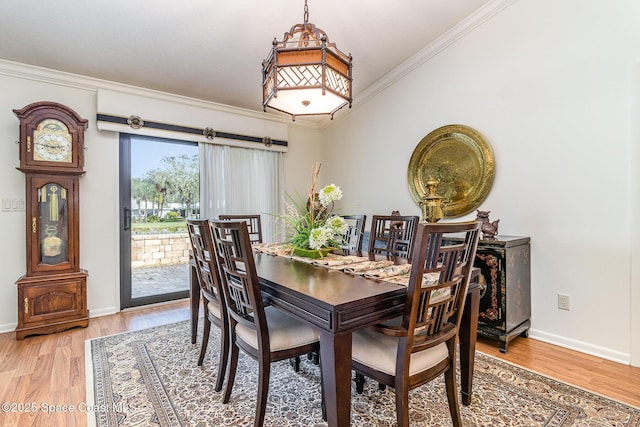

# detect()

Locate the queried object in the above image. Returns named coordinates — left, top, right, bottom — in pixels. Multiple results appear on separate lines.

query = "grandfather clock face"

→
left=14, top=101, right=87, bottom=174
left=33, top=119, right=73, bottom=163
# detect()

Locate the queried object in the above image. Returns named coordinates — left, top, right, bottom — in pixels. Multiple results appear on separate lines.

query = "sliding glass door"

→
left=119, top=134, right=199, bottom=309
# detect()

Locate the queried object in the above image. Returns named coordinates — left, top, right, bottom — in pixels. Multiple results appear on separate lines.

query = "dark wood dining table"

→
left=190, top=251, right=480, bottom=427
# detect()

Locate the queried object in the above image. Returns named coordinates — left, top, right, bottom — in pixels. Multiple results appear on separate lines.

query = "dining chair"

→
left=339, top=214, right=367, bottom=252
left=352, top=220, right=481, bottom=427
left=210, top=220, right=321, bottom=427
left=368, top=214, right=419, bottom=259
left=219, top=214, right=263, bottom=244
left=219, top=213, right=308, bottom=371
left=186, top=219, right=229, bottom=393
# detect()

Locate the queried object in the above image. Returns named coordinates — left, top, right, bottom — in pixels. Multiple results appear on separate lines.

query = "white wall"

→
left=627, top=0, right=640, bottom=370
left=0, top=62, right=323, bottom=331
left=324, top=0, right=640, bottom=364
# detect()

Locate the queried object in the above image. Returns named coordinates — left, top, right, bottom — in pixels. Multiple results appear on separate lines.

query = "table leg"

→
left=319, top=331, right=352, bottom=427
left=459, top=284, right=480, bottom=406
left=189, top=263, right=200, bottom=344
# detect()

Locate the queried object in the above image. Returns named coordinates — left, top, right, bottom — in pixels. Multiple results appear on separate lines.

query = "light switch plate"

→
left=2, top=198, right=25, bottom=212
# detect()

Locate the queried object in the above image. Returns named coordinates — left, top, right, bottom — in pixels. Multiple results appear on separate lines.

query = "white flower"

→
left=309, top=227, right=333, bottom=249
left=318, top=184, right=343, bottom=207
left=326, top=216, right=349, bottom=236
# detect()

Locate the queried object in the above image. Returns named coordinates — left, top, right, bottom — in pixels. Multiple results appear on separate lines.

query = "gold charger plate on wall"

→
left=408, top=124, right=495, bottom=217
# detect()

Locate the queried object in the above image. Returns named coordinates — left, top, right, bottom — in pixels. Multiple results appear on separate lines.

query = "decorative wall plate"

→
left=408, top=124, right=495, bottom=217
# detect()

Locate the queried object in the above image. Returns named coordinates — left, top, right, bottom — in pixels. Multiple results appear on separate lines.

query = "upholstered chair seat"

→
left=353, top=329, right=448, bottom=376
left=236, top=306, right=319, bottom=351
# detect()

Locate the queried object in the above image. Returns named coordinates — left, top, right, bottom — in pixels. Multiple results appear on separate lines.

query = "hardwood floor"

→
left=0, top=299, right=638, bottom=426
left=477, top=336, right=640, bottom=409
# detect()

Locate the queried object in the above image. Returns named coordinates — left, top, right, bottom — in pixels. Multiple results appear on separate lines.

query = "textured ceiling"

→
left=0, top=0, right=494, bottom=119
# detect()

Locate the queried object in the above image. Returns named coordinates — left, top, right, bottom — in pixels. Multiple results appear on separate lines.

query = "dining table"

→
left=190, top=249, right=480, bottom=426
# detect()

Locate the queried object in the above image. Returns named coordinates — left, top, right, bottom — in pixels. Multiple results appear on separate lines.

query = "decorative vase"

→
left=292, top=246, right=335, bottom=259
left=419, top=177, right=445, bottom=223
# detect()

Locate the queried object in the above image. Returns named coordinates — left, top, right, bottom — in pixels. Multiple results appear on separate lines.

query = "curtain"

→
left=199, top=144, right=283, bottom=242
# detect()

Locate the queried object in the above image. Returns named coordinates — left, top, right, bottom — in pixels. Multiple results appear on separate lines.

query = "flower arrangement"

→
left=281, top=162, right=348, bottom=252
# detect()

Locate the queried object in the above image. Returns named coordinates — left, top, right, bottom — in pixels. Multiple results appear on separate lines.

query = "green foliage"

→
left=131, top=219, right=187, bottom=235
left=132, top=152, right=199, bottom=220
left=165, top=211, right=180, bottom=220
left=147, top=215, right=160, bottom=223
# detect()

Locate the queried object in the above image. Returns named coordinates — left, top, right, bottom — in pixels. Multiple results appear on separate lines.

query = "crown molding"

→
left=0, top=58, right=322, bottom=131
left=352, top=0, right=518, bottom=112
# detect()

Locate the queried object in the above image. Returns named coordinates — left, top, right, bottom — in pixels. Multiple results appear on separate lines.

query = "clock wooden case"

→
left=13, top=101, right=89, bottom=340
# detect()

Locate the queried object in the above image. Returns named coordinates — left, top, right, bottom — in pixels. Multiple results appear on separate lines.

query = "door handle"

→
left=123, top=207, right=131, bottom=231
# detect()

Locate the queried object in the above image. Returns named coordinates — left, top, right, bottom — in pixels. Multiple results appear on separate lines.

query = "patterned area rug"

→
left=86, top=320, right=640, bottom=426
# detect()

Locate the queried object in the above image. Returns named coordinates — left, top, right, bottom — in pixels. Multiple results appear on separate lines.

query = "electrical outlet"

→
left=558, top=293, right=570, bottom=310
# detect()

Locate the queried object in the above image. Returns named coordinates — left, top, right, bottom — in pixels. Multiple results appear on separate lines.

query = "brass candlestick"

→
left=420, top=178, right=445, bottom=223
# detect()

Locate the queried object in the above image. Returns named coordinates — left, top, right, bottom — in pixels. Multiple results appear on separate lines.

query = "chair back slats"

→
left=340, top=214, right=366, bottom=251
left=210, top=220, right=266, bottom=331
left=186, top=219, right=222, bottom=303
left=219, top=214, right=263, bottom=244
left=368, top=215, right=419, bottom=258
left=405, top=221, right=480, bottom=347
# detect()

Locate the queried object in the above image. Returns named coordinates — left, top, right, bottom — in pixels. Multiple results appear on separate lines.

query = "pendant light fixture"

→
left=261, top=0, right=353, bottom=120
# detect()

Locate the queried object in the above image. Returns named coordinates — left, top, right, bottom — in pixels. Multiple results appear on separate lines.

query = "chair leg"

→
left=289, top=356, right=301, bottom=372
left=306, top=350, right=320, bottom=365
left=354, top=372, right=366, bottom=394
left=254, top=357, right=271, bottom=427
left=395, top=381, right=410, bottom=427
left=215, top=321, right=229, bottom=392
left=197, top=315, right=211, bottom=366
left=444, top=366, right=463, bottom=427
left=223, top=342, right=240, bottom=404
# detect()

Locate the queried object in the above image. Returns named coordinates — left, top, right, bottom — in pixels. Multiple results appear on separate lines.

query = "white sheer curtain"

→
left=199, top=144, right=284, bottom=242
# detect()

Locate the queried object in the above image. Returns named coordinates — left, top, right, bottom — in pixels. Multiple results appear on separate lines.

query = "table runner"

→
left=253, top=243, right=439, bottom=287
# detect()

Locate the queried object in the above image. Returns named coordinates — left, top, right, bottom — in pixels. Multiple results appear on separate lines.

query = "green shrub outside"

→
left=165, top=211, right=180, bottom=220
left=132, top=218, right=187, bottom=234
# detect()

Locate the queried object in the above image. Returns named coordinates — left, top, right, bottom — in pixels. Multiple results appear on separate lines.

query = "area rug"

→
left=86, top=320, right=640, bottom=426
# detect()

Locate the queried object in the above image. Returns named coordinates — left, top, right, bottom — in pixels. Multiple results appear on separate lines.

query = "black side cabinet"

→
left=447, top=235, right=531, bottom=353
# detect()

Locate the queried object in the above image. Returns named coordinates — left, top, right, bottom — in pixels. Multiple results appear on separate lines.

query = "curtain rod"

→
left=96, top=113, right=288, bottom=148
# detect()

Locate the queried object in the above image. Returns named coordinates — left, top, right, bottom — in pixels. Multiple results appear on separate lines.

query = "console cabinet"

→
left=447, top=235, right=531, bottom=352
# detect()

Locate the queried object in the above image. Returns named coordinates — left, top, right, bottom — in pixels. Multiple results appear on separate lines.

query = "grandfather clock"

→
left=13, top=101, right=89, bottom=339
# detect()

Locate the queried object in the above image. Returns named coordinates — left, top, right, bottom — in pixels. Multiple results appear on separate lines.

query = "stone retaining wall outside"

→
left=131, top=233, right=190, bottom=268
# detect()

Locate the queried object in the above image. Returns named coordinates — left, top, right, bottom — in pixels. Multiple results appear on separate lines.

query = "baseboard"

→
left=0, top=322, right=18, bottom=334
left=0, top=307, right=118, bottom=334
left=120, top=297, right=190, bottom=312
left=89, top=306, right=119, bottom=318
left=529, top=328, right=630, bottom=365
